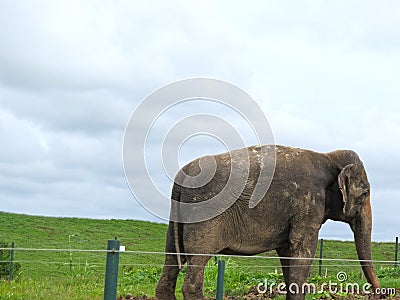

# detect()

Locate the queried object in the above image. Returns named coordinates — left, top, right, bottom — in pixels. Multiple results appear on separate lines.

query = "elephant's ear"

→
left=338, top=164, right=354, bottom=209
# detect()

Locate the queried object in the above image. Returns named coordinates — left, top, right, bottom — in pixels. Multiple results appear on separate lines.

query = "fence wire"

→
left=0, top=247, right=397, bottom=264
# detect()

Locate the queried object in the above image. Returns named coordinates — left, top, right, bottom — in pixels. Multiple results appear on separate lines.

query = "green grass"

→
left=0, top=211, right=398, bottom=299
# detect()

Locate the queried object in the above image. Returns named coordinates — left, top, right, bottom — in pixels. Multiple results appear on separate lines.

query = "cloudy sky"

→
left=0, top=1, right=399, bottom=241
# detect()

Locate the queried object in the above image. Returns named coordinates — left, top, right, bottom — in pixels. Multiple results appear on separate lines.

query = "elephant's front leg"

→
left=286, top=224, right=320, bottom=300
left=182, top=255, right=211, bottom=300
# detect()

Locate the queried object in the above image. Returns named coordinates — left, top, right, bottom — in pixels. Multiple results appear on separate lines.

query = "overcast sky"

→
left=0, top=1, right=399, bottom=241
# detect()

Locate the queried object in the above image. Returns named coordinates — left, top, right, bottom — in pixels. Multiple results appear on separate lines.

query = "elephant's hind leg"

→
left=156, top=254, right=186, bottom=300
left=182, top=255, right=211, bottom=300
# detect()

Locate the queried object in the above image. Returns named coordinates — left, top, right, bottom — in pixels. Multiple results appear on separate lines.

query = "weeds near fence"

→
left=377, top=267, right=400, bottom=279
left=203, top=258, right=284, bottom=296
left=0, top=242, right=20, bottom=280
left=119, top=265, right=163, bottom=297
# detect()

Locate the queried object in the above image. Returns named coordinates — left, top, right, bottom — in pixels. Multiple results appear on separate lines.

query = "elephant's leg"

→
left=285, top=226, right=320, bottom=300
left=182, top=255, right=211, bottom=300
left=156, top=254, right=187, bottom=300
left=276, top=246, right=291, bottom=288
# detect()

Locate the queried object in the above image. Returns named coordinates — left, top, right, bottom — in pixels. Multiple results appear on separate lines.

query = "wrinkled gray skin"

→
left=156, top=145, right=379, bottom=300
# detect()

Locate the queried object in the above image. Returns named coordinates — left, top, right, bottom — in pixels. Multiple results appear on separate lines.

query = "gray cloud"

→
left=0, top=0, right=398, bottom=240
left=1, top=89, right=133, bottom=134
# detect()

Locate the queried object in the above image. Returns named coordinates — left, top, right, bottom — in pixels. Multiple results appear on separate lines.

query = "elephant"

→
left=155, top=145, right=380, bottom=300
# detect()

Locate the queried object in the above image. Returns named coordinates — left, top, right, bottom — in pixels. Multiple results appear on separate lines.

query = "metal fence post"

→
left=318, top=239, right=323, bottom=276
left=395, top=236, right=399, bottom=268
left=216, top=259, right=225, bottom=300
left=9, top=242, right=15, bottom=281
left=104, top=238, right=120, bottom=300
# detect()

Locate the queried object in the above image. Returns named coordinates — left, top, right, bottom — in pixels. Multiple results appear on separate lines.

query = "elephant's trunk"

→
left=351, top=196, right=380, bottom=291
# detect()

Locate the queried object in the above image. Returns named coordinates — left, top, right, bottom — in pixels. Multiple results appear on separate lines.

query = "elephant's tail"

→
left=173, top=221, right=182, bottom=269
left=171, top=182, right=183, bottom=270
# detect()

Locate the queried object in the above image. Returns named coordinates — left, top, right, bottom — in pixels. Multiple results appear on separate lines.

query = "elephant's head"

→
left=329, top=151, right=380, bottom=291
left=338, top=163, right=370, bottom=219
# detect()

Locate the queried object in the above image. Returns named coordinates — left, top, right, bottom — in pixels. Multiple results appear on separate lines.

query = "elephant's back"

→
left=175, top=144, right=330, bottom=204
left=176, top=145, right=275, bottom=204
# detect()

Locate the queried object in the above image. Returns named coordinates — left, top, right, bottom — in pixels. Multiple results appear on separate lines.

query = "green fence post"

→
left=318, top=239, right=323, bottom=276
left=9, top=242, right=15, bottom=281
left=104, top=238, right=120, bottom=300
left=216, top=259, right=225, bottom=300
left=395, top=236, right=398, bottom=268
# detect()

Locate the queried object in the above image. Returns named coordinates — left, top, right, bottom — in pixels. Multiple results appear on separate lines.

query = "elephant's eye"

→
left=356, top=190, right=369, bottom=203
left=360, top=190, right=369, bottom=199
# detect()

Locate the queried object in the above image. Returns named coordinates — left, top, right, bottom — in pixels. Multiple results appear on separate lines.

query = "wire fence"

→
left=0, top=238, right=399, bottom=298
left=1, top=241, right=398, bottom=274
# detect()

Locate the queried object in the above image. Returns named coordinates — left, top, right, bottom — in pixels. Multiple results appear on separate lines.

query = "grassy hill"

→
left=0, top=211, right=398, bottom=299
left=0, top=211, right=167, bottom=277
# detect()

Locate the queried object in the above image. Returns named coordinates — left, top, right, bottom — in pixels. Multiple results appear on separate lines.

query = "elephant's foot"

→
left=286, top=293, right=306, bottom=300
left=155, top=289, right=177, bottom=300
left=155, top=278, right=177, bottom=300
left=181, top=293, right=206, bottom=300
left=182, top=283, right=207, bottom=300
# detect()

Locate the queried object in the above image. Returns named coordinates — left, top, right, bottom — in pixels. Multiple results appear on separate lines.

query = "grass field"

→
left=0, top=211, right=398, bottom=299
